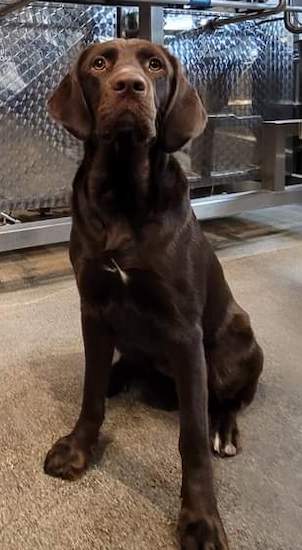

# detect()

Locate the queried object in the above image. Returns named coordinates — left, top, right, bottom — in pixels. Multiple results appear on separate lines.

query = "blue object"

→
left=189, top=0, right=212, bottom=9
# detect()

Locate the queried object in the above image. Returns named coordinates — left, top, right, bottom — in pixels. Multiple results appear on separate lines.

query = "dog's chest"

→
left=76, top=226, right=182, bottom=352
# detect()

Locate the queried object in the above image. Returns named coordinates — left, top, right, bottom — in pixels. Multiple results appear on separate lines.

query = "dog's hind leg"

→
left=206, top=303, right=263, bottom=458
left=107, top=352, right=138, bottom=397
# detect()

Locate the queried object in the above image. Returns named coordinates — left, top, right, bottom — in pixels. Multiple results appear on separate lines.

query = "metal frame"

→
left=192, top=184, right=302, bottom=219
left=284, top=0, right=302, bottom=33
left=1, top=183, right=302, bottom=252
left=262, top=119, right=302, bottom=189
left=0, top=217, right=71, bottom=252
left=1, top=0, right=302, bottom=252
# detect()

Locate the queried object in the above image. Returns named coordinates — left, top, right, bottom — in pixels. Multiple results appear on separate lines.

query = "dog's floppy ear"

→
left=48, top=70, right=91, bottom=141
left=162, top=56, right=207, bottom=153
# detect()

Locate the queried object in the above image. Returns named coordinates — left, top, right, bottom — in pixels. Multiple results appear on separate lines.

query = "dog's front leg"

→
left=44, top=311, right=114, bottom=480
left=174, top=327, right=229, bottom=550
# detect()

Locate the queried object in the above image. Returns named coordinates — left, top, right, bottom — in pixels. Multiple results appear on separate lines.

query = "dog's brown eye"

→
left=93, top=56, right=107, bottom=71
left=148, top=57, right=162, bottom=72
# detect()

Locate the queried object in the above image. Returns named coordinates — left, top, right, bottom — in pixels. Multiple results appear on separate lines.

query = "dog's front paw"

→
left=44, top=434, right=91, bottom=481
left=179, top=508, right=229, bottom=550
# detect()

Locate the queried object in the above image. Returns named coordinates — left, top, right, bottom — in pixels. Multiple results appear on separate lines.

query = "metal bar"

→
left=209, top=0, right=285, bottom=28
left=150, top=6, right=164, bottom=43
left=211, top=0, right=283, bottom=8
left=0, top=217, right=71, bottom=253
left=285, top=10, right=302, bottom=32
left=3, top=0, right=284, bottom=11
left=289, top=173, right=302, bottom=183
left=261, top=126, right=285, bottom=191
left=284, top=0, right=302, bottom=32
left=261, top=120, right=302, bottom=190
left=138, top=4, right=164, bottom=41
left=263, top=119, right=302, bottom=136
left=116, top=6, right=123, bottom=38
left=0, top=212, right=21, bottom=224
left=286, top=5, right=302, bottom=10
left=192, top=185, right=302, bottom=220
left=1, top=184, right=302, bottom=252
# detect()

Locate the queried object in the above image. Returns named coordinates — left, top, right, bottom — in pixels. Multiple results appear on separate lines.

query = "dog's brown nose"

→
left=111, top=73, right=146, bottom=95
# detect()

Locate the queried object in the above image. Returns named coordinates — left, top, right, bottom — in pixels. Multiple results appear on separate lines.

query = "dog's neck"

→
left=81, top=136, right=185, bottom=218
left=72, top=137, right=190, bottom=250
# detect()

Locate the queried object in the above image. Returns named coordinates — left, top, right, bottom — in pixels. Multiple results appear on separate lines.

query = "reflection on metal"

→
left=139, top=5, right=164, bottom=41
left=284, top=7, right=302, bottom=33
left=2, top=184, right=302, bottom=253
left=165, top=12, right=295, bottom=187
left=192, top=184, right=302, bottom=219
left=201, top=0, right=286, bottom=30
left=0, top=211, right=21, bottom=223
left=31, top=0, right=290, bottom=10
left=0, top=216, right=71, bottom=252
left=262, top=119, right=302, bottom=190
left=0, top=2, right=302, bottom=252
left=0, top=3, right=116, bottom=212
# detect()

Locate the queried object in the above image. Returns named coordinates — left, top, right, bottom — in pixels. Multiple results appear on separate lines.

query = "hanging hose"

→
left=0, top=0, right=31, bottom=17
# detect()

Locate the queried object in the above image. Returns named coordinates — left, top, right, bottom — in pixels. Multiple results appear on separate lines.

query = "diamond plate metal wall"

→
left=165, top=12, right=295, bottom=187
left=0, top=7, right=295, bottom=208
left=0, top=3, right=116, bottom=211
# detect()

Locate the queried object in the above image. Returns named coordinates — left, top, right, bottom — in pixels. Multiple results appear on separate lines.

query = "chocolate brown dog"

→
left=44, top=39, right=263, bottom=550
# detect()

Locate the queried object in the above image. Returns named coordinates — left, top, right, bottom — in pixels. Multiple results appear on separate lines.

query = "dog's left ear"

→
left=162, top=55, right=207, bottom=153
left=48, top=69, right=91, bottom=141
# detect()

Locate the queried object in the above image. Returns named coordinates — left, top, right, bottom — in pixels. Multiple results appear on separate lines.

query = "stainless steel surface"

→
left=261, top=126, right=285, bottom=190
left=0, top=211, right=21, bottom=223
left=262, top=119, right=302, bottom=189
left=286, top=5, right=302, bottom=10
left=2, top=184, right=302, bottom=253
left=31, top=0, right=289, bottom=9
left=0, top=2, right=116, bottom=212
left=285, top=9, right=302, bottom=32
left=192, top=184, right=302, bottom=218
left=209, top=0, right=285, bottom=9
left=165, top=12, right=295, bottom=187
left=139, top=5, right=164, bottom=41
left=208, top=0, right=285, bottom=29
left=1, top=2, right=302, bottom=253
left=0, top=216, right=71, bottom=252
left=284, top=0, right=302, bottom=34
left=263, top=118, right=302, bottom=135
left=3, top=3, right=294, bottom=213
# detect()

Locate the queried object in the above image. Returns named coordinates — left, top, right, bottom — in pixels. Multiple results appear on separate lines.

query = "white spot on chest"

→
left=112, top=349, right=122, bottom=365
left=103, top=258, right=129, bottom=284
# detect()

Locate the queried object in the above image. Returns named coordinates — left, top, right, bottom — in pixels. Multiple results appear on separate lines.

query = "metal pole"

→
left=1, top=0, right=287, bottom=13
left=208, top=0, right=285, bottom=28
left=139, top=4, right=164, bottom=42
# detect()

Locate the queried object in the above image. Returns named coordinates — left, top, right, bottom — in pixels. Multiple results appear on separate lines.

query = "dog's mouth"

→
left=98, top=105, right=156, bottom=145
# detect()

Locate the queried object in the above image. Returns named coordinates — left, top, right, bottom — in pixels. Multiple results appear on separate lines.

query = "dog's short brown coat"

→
left=44, top=39, right=263, bottom=550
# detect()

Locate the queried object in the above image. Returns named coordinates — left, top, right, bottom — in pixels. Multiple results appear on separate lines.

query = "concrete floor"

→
left=0, top=207, right=302, bottom=549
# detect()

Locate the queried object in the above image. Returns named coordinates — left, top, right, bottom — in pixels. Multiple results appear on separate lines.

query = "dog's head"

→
left=48, top=39, right=207, bottom=153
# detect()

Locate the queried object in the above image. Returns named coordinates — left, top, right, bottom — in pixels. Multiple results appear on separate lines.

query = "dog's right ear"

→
left=48, top=72, right=91, bottom=141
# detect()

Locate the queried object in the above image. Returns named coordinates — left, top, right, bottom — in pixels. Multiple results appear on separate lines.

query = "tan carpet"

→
left=1, top=244, right=302, bottom=549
